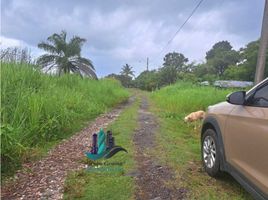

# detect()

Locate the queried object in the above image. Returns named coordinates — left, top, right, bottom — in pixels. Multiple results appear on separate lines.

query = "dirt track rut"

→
left=133, top=96, right=187, bottom=200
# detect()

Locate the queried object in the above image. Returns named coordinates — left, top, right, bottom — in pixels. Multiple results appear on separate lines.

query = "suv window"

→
left=249, top=84, right=268, bottom=107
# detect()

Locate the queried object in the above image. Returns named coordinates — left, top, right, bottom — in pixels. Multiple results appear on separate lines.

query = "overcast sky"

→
left=1, top=0, right=265, bottom=77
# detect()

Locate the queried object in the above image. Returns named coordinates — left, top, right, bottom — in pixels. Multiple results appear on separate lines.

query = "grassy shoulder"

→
left=63, top=92, right=140, bottom=200
left=1, top=63, right=129, bottom=177
left=149, top=82, right=252, bottom=200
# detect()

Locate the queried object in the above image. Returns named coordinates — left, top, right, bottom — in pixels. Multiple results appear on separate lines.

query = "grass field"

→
left=150, top=82, right=252, bottom=199
left=63, top=83, right=253, bottom=199
left=64, top=92, right=140, bottom=200
left=1, top=62, right=129, bottom=176
left=2, top=68, right=255, bottom=199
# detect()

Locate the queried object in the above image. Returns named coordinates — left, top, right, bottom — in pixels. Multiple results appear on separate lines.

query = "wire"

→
left=145, top=0, right=206, bottom=69
left=158, top=0, right=205, bottom=55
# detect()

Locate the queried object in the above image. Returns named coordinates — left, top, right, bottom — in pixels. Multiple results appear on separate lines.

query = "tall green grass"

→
left=150, top=82, right=251, bottom=199
left=1, top=62, right=129, bottom=176
left=151, top=82, right=233, bottom=116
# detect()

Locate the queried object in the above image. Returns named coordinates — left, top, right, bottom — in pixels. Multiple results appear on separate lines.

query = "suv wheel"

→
left=201, top=129, right=221, bottom=177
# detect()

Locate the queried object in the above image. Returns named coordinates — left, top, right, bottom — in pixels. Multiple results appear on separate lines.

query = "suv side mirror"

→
left=226, top=91, right=246, bottom=105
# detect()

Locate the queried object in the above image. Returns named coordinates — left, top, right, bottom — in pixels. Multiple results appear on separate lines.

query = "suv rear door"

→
left=224, top=83, right=268, bottom=195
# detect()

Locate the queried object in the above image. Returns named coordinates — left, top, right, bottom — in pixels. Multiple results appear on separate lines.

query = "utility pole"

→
left=146, top=57, right=149, bottom=71
left=255, top=0, right=268, bottom=84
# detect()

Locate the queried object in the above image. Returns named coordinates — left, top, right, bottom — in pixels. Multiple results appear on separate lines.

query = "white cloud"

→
left=0, top=36, right=26, bottom=48
left=0, top=36, right=44, bottom=58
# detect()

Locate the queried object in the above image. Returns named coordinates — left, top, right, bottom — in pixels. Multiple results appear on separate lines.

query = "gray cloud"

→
left=1, top=0, right=265, bottom=76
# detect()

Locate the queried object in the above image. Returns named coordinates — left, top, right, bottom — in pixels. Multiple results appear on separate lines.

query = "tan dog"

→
left=184, top=110, right=205, bottom=122
left=184, top=110, right=205, bottom=130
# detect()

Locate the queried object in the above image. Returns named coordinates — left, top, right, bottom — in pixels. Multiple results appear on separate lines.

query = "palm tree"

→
left=37, top=31, right=97, bottom=79
left=120, top=64, right=135, bottom=77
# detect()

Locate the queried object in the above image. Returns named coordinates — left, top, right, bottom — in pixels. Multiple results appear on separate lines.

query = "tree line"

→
left=108, top=40, right=268, bottom=91
left=1, top=31, right=267, bottom=88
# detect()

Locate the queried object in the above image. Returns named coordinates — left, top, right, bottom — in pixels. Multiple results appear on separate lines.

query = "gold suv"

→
left=201, top=78, right=268, bottom=200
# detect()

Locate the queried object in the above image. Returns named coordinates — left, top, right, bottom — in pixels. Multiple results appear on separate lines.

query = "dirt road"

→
left=1, top=98, right=134, bottom=200
left=133, top=96, right=187, bottom=200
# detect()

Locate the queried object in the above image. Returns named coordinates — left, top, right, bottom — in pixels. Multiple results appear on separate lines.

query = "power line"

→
left=158, top=0, right=205, bottom=56
left=145, top=0, right=205, bottom=69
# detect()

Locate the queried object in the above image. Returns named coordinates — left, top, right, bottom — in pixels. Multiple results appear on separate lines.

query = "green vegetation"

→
left=106, top=64, right=135, bottom=88
left=106, top=39, right=267, bottom=91
left=134, top=70, right=159, bottom=91
left=64, top=93, right=140, bottom=200
left=149, top=82, right=232, bottom=171
left=159, top=52, right=189, bottom=85
left=37, top=30, right=97, bottom=78
left=1, top=62, right=129, bottom=176
left=151, top=82, right=232, bottom=114
left=150, top=82, right=252, bottom=199
left=120, top=64, right=135, bottom=78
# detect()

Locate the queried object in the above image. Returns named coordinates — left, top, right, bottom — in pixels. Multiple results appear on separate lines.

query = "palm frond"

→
left=66, top=36, right=86, bottom=56
left=47, top=33, right=61, bottom=44
left=37, top=42, right=58, bottom=54
left=47, top=32, right=67, bottom=55
left=37, top=54, right=58, bottom=67
left=72, top=61, right=97, bottom=79
left=45, top=63, right=57, bottom=73
left=69, top=36, right=86, bottom=46
left=75, top=57, right=95, bottom=70
left=60, top=30, right=67, bottom=42
left=70, top=64, right=83, bottom=78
